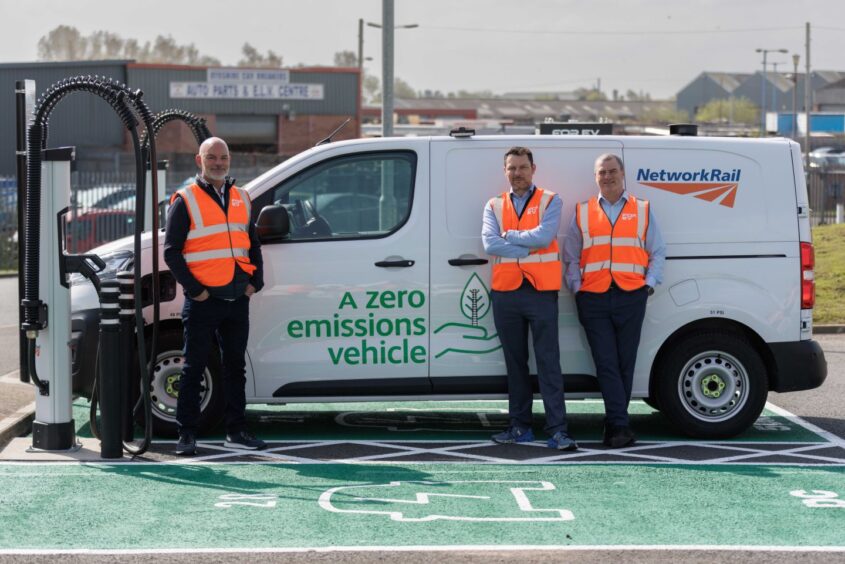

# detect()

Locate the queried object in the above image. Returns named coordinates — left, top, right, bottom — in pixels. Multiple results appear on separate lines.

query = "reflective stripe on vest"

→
left=488, top=187, right=562, bottom=292
left=576, top=195, right=649, bottom=293
left=174, top=183, right=257, bottom=287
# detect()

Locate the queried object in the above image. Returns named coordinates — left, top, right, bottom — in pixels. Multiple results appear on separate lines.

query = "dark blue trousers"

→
left=178, top=295, right=250, bottom=435
left=575, top=286, right=649, bottom=427
left=492, top=281, right=568, bottom=435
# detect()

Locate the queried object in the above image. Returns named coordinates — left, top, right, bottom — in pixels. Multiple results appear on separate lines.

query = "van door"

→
left=428, top=138, right=623, bottom=395
left=248, top=145, right=430, bottom=399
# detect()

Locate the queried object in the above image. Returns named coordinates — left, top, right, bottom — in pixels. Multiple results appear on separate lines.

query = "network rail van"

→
left=70, top=133, right=827, bottom=438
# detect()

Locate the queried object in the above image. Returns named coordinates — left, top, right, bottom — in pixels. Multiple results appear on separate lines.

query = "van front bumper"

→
left=767, top=339, right=827, bottom=392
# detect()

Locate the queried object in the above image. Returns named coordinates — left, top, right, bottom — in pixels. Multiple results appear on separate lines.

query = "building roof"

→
left=379, top=97, right=673, bottom=123
left=819, top=77, right=845, bottom=91
left=701, top=72, right=751, bottom=93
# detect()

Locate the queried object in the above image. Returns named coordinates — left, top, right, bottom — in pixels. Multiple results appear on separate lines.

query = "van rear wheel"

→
left=655, top=331, right=767, bottom=439
left=141, top=329, right=225, bottom=437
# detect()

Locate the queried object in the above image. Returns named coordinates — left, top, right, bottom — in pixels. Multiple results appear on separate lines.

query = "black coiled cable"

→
left=140, top=108, right=212, bottom=149
left=22, top=74, right=160, bottom=456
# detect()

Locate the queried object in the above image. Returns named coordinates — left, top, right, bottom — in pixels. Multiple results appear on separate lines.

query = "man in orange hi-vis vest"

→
left=564, top=153, right=666, bottom=448
left=164, top=137, right=266, bottom=456
left=481, top=147, right=577, bottom=451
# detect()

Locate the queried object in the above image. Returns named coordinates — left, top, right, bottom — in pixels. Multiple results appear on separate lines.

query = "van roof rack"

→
left=449, top=127, right=475, bottom=139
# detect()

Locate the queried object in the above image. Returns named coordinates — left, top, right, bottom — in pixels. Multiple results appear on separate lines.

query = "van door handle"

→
left=448, top=258, right=489, bottom=266
left=375, top=259, right=415, bottom=268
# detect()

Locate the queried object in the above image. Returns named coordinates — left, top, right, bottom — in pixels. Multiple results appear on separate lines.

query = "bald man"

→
left=164, top=137, right=266, bottom=455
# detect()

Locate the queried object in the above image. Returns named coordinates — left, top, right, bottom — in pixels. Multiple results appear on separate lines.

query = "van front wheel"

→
left=142, top=330, right=225, bottom=437
left=655, top=331, right=768, bottom=439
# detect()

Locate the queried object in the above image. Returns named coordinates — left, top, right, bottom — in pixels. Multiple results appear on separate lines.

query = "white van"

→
left=70, top=133, right=827, bottom=439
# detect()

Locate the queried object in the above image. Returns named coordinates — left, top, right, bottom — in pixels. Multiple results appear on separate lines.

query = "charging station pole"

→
left=145, top=161, right=168, bottom=233
left=30, top=147, right=77, bottom=451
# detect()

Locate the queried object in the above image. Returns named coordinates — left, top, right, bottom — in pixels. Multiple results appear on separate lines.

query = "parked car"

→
left=66, top=208, right=135, bottom=253
left=72, top=184, right=135, bottom=212
left=808, top=146, right=845, bottom=168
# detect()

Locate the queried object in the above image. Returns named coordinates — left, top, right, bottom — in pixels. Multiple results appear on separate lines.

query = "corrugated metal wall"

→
left=0, top=61, right=128, bottom=174
left=127, top=66, right=358, bottom=116
left=1, top=62, right=359, bottom=175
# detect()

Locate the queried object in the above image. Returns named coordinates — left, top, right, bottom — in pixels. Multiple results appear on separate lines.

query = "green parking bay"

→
left=0, top=400, right=843, bottom=552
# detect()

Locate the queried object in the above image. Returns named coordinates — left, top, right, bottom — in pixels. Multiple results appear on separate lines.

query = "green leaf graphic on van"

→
left=461, top=273, right=490, bottom=325
left=433, top=274, right=500, bottom=359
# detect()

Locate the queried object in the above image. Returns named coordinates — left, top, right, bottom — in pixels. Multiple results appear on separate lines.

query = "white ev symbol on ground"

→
left=319, top=480, right=574, bottom=522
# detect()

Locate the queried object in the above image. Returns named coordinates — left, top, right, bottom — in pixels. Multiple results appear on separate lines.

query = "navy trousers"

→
left=177, top=295, right=250, bottom=435
left=492, top=281, right=568, bottom=435
left=575, top=285, right=649, bottom=427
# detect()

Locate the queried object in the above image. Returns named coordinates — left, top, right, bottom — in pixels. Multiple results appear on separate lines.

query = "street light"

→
left=756, top=48, right=788, bottom=136
left=368, top=1, right=419, bottom=137
left=792, top=54, right=801, bottom=139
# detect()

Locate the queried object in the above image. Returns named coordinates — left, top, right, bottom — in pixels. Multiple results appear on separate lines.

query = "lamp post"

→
left=368, top=1, right=419, bottom=137
left=756, top=48, right=788, bottom=136
left=792, top=53, right=800, bottom=139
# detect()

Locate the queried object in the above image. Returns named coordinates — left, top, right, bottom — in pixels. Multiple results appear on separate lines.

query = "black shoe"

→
left=604, top=425, right=637, bottom=449
left=224, top=431, right=267, bottom=450
left=175, top=431, right=197, bottom=456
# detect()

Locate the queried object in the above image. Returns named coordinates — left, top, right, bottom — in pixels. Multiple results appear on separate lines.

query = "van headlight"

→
left=69, top=250, right=134, bottom=286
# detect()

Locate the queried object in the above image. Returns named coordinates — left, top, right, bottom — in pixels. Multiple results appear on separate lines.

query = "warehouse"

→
left=0, top=60, right=361, bottom=176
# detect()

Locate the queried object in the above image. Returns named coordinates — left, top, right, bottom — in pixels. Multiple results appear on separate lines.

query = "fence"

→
left=0, top=164, right=274, bottom=269
left=807, top=168, right=845, bottom=226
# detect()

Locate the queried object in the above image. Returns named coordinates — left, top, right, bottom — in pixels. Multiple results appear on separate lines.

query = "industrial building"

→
left=0, top=60, right=361, bottom=176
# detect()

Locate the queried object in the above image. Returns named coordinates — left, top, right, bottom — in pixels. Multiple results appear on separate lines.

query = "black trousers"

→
left=177, top=295, right=250, bottom=435
left=575, top=285, right=649, bottom=427
left=492, top=282, right=568, bottom=435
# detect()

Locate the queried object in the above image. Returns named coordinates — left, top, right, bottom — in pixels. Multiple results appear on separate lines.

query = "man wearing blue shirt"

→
left=482, top=147, right=577, bottom=451
left=563, top=153, right=666, bottom=448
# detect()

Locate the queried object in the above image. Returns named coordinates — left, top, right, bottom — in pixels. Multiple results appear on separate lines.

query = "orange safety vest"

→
left=172, top=183, right=256, bottom=288
left=576, top=195, right=649, bottom=293
left=488, top=187, right=562, bottom=292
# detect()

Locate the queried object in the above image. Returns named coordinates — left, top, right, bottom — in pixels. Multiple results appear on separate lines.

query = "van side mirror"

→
left=256, top=204, right=291, bottom=243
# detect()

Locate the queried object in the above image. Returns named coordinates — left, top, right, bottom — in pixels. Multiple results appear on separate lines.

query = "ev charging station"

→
left=16, top=76, right=211, bottom=458
left=30, top=147, right=79, bottom=450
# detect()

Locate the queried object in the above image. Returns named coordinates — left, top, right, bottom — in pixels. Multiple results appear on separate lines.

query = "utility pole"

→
left=792, top=54, right=800, bottom=139
left=804, top=22, right=811, bottom=168
left=358, top=18, right=364, bottom=72
left=382, top=0, right=394, bottom=137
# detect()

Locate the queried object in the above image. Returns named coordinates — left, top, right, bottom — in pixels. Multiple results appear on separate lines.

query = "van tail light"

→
left=801, top=242, right=815, bottom=309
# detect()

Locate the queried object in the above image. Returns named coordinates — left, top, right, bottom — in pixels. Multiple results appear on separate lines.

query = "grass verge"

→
left=813, top=224, right=845, bottom=324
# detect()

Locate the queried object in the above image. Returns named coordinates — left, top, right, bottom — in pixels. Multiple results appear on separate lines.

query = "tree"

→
left=574, top=87, right=607, bottom=101
left=640, top=106, right=691, bottom=124
left=37, top=25, right=87, bottom=61
left=334, top=50, right=358, bottom=67
left=238, top=43, right=282, bottom=68
left=36, top=25, right=221, bottom=65
left=625, top=89, right=652, bottom=102
left=695, top=97, right=758, bottom=125
left=393, top=77, right=416, bottom=99
left=363, top=75, right=380, bottom=103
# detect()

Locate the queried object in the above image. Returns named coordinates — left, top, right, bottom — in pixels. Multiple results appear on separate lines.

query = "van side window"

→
left=263, top=151, right=416, bottom=242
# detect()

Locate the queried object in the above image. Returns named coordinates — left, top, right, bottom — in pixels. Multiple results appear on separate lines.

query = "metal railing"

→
left=807, top=168, right=845, bottom=226
left=0, top=164, right=274, bottom=268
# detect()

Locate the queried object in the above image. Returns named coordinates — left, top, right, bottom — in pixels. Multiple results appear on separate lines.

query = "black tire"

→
left=140, top=329, right=225, bottom=437
left=642, top=396, right=661, bottom=411
left=654, top=330, right=768, bottom=439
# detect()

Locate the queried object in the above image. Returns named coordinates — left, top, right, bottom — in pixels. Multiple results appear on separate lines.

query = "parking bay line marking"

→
left=765, top=401, right=845, bottom=449
left=0, top=544, right=844, bottom=556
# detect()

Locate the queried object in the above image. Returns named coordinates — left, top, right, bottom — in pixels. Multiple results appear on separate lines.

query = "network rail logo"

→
left=636, top=168, right=742, bottom=208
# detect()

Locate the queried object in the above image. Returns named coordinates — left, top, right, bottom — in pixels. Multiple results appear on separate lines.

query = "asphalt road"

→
left=0, top=276, right=20, bottom=377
